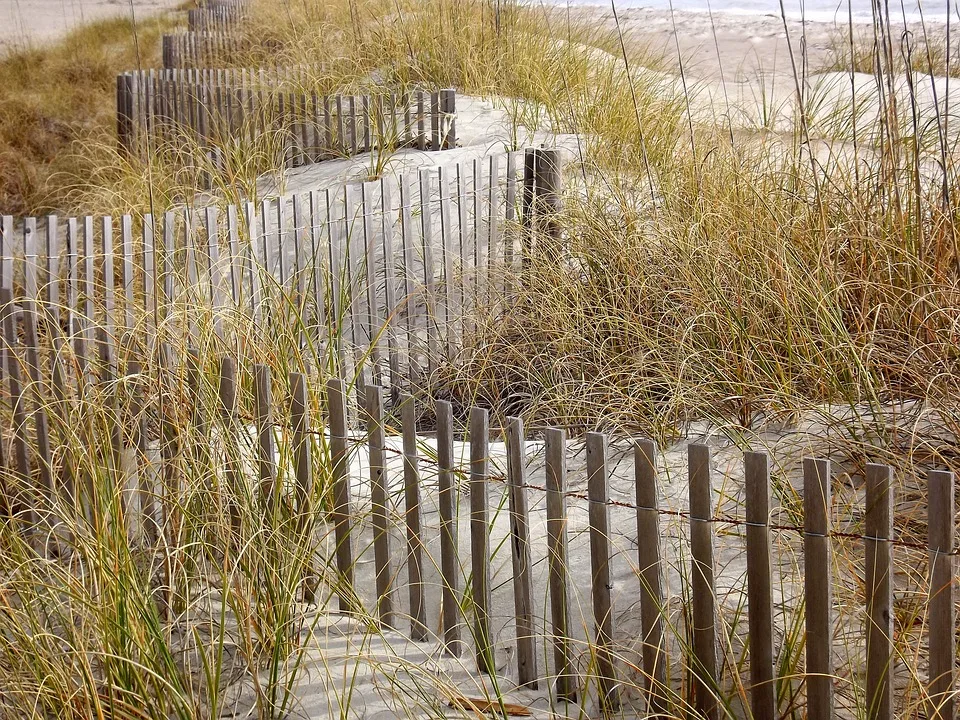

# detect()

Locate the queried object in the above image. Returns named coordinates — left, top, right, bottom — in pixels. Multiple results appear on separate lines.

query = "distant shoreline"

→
left=542, top=0, right=953, bottom=26
left=547, top=4, right=951, bottom=80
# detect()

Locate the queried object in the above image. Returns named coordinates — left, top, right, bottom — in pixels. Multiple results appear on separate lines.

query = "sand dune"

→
left=0, top=0, right=181, bottom=52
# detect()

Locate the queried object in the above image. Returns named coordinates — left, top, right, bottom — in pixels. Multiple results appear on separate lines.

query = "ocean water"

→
left=552, top=0, right=953, bottom=23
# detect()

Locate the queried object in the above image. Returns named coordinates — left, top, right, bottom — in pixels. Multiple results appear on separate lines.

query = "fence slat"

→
left=436, top=400, right=463, bottom=655
left=217, top=355, right=242, bottom=547
left=327, top=377, right=355, bottom=614
left=927, top=469, right=954, bottom=720
left=635, top=439, right=667, bottom=716
left=506, top=416, right=537, bottom=688
left=470, top=406, right=494, bottom=674
left=366, top=385, right=394, bottom=628
left=586, top=432, right=619, bottom=713
left=289, top=371, right=315, bottom=601
left=865, top=463, right=893, bottom=720
left=688, top=443, right=719, bottom=720
left=803, top=457, right=834, bottom=720
left=253, top=364, right=277, bottom=515
left=2, top=288, right=35, bottom=532
left=744, top=451, right=775, bottom=720
left=545, top=428, right=575, bottom=702
left=402, top=394, right=428, bottom=640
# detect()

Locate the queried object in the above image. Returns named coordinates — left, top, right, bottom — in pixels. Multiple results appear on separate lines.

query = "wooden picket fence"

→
left=0, top=149, right=559, bottom=394
left=116, top=69, right=457, bottom=167
left=187, top=5, right=245, bottom=33
left=0, top=146, right=957, bottom=719
left=304, top=389, right=954, bottom=720
left=161, top=31, right=247, bottom=69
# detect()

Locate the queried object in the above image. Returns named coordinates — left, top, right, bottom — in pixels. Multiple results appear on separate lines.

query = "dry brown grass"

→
left=0, top=14, right=175, bottom=215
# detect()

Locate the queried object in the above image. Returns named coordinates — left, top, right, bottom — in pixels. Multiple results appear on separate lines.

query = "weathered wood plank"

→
left=545, top=428, right=576, bottom=701
left=635, top=439, right=667, bottom=716
left=586, top=432, right=619, bottom=712
left=803, top=457, right=834, bottom=720
left=744, top=450, right=776, bottom=720
left=927, top=469, right=954, bottom=720
left=865, top=463, right=893, bottom=720
left=688, top=443, right=719, bottom=720
left=327, top=377, right=356, bottom=614
left=402, top=394, right=428, bottom=640
left=470, top=406, right=494, bottom=674
left=436, top=400, right=464, bottom=655
left=506, top=416, right=538, bottom=688
left=366, top=384, right=395, bottom=629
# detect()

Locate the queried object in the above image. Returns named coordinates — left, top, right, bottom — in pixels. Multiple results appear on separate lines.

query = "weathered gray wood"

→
left=252, top=364, right=277, bottom=515
left=927, top=469, right=954, bottom=720
left=520, top=148, right=536, bottom=267
left=418, top=169, right=438, bottom=373
left=430, top=91, right=440, bottom=150
left=226, top=205, right=241, bottom=306
left=1, top=215, right=12, bottom=290
left=803, top=457, right=834, bottom=720
left=217, top=355, right=242, bottom=546
left=635, top=439, right=667, bottom=716
left=21, top=299, right=54, bottom=522
left=438, top=166, right=455, bottom=360
left=290, top=371, right=313, bottom=517
left=534, top=148, right=562, bottom=243
left=865, top=463, right=893, bottom=720
left=289, top=371, right=316, bottom=603
left=399, top=175, right=418, bottom=381
left=380, top=179, right=401, bottom=394
left=361, top=181, right=382, bottom=384
left=120, top=214, right=135, bottom=339
left=544, top=428, right=576, bottom=701
left=506, top=416, right=538, bottom=688
left=440, top=89, right=456, bottom=149
left=688, top=443, right=719, bottom=720
left=470, top=406, right=494, bottom=674
left=327, top=377, right=355, bottom=614
left=586, top=432, right=619, bottom=712
left=436, top=400, right=463, bottom=655
left=744, top=450, right=776, bottom=720
left=402, top=394, right=428, bottom=640
left=366, top=384, right=395, bottom=629
left=1, top=288, right=33, bottom=530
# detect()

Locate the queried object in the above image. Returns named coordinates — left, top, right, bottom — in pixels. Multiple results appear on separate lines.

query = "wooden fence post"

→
left=366, top=385, right=395, bottom=629
left=470, top=406, right=494, bottom=674
left=803, top=457, right=834, bottom=720
left=327, top=377, right=356, bottom=614
left=744, top=451, right=775, bottom=720
left=506, top=416, right=538, bottom=688
left=586, top=432, right=619, bottom=713
left=290, top=371, right=316, bottom=603
left=437, top=400, right=464, bottom=656
left=865, top=463, right=893, bottom=720
left=927, top=469, right=954, bottom=720
left=402, top=394, right=428, bottom=640
left=688, top=443, right=719, bottom=720
left=635, top=439, right=667, bottom=716
left=2, top=287, right=34, bottom=533
left=440, top=89, right=456, bottom=149
left=217, top=355, right=242, bottom=547
left=534, top=148, right=562, bottom=243
left=520, top=148, right=535, bottom=270
left=545, top=428, right=576, bottom=701
left=253, top=364, right=277, bottom=515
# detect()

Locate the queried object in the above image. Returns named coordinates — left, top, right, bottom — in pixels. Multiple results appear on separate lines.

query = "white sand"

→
left=0, top=0, right=181, bottom=53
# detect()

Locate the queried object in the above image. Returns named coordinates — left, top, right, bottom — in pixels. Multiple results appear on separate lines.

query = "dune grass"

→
left=2, top=0, right=960, bottom=718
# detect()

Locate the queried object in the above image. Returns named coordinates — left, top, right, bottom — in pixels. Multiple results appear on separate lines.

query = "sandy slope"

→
left=0, top=0, right=181, bottom=52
